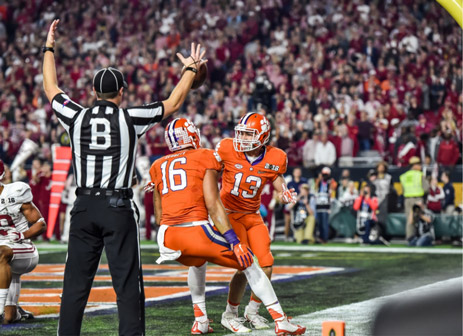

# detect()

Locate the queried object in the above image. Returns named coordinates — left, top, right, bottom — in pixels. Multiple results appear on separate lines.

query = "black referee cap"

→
left=93, top=67, right=128, bottom=93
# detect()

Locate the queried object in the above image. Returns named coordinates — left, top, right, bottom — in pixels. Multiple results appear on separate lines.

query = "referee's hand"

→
left=46, top=19, right=60, bottom=48
left=176, top=43, right=206, bottom=71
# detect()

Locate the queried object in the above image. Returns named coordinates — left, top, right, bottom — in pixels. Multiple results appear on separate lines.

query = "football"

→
left=181, top=62, right=208, bottom=90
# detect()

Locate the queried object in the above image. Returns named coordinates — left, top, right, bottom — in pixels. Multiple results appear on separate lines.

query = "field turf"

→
left=1, top=242, right=462, bottom=336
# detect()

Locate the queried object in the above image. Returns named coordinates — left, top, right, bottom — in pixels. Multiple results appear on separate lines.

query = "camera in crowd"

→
left=251, top=74, right=275, bottom=110
left=413, top=203, right=424, bottom=220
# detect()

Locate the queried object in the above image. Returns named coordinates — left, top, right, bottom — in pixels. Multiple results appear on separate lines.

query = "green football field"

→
left=1, top=242, right=462, bottom=336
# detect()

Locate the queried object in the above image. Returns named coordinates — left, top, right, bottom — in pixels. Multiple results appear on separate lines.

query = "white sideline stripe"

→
left=36, top=243, right=463, bottom=255
left=269, top=245, right=463, bottom=255
left=223, top=277, right=463, bottom=336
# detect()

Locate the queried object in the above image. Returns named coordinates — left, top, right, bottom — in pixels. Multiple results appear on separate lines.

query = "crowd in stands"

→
left=278, top=160, right=459, bottom=246
left=0, top=0, right=461, bottom=243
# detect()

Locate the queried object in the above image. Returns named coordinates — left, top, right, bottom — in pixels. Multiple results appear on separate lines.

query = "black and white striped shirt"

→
left=52, top=93, right=164, bottom=189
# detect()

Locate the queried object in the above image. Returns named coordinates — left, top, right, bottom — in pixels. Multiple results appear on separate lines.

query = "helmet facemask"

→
left=233, top=125, right=267, bottom=152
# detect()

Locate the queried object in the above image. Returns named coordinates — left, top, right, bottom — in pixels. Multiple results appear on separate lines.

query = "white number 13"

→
left=231, top=173, right=262, bottom=199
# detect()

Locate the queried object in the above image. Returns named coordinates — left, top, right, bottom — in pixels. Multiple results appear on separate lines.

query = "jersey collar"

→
left=94, top=100, right=119, bottom=110
left=244, top=146, right=266, bottom=166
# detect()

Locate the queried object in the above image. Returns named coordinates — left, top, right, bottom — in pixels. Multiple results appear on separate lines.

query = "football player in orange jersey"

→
left=149, top=118, right=306, bottom=335
left=213, top=112, right=298, bottom=332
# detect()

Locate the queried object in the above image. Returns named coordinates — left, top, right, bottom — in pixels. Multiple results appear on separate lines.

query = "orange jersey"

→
left=216, top=138, right=287, bottom=213
left=149, top=148, right=222, bottom=225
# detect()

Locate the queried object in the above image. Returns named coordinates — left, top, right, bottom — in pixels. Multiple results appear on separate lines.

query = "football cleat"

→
left=221, top=312, right=251, bottom=333
left=191, top=319, right=213, bottom=334
left=274, top=315, right=306, bottom=335
left=16, top=306, right=34, bottom=321
left=244, top=305, right=270, bottom=330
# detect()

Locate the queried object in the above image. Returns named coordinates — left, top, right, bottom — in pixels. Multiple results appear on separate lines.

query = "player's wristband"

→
left=184, top=66, right=198, bottom=74
left=42, top=46, right=55, bottom=54
left=223, top=229, right=240, bottom=247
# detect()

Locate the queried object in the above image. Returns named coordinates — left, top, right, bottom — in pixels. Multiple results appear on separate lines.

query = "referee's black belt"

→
left=76, top=187, right=133, bottom=199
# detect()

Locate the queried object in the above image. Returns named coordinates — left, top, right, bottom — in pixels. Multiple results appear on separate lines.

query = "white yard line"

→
left=37, top=243, right=463, bottom=254
left=270, top=245, right=463, bottom=254
left=222, top=277, right=463, bottom=336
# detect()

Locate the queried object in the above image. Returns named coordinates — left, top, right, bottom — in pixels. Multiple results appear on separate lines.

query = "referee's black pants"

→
left=58, top=194, right=145, bottom=336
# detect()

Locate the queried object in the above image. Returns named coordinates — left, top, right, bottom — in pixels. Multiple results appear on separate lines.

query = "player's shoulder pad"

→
left=215, top=138, right=233, bottom=152
left=192, top=149, right=221, bottom=172
left=196, top=148, right=220, bottom=162
left=266, top=145, right=287, bottom=166
left=8, top=182, right=33, bottom=203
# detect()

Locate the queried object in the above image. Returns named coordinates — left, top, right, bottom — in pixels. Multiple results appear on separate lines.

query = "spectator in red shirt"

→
left=436, top=132, right=460, bottom=167
left=353, top=184, right=379, bottom=244
left=415, top=114, right=432, bottom=138
left=397, top=134, right=417, bottom=167
left=426, top=176, right=444, bottom=214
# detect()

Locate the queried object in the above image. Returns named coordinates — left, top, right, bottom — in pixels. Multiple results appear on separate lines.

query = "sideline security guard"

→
left=400, top=156, right=429, bottom=240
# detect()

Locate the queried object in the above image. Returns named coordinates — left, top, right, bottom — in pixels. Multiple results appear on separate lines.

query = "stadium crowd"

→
left=0, top=0, right=461, bottom=243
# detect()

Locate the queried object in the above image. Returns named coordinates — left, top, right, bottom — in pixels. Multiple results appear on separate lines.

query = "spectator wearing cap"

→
left=400, top=156, right=429, bottom=240
left=441, top=171, right=455, bottom=214
left=337, top=169, right=358, bottom=208
left=284, top=167, right=308, bottom=240
left=314, top=167, right=337, bottom=243
left=287, top=184, right=316, bottom=244
left=408, top=202, right=435, bottom=247
left=353, top=184, right=379, bottom=244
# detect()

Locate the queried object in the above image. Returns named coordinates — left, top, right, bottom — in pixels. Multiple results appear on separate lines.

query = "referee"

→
left=42, top=20, right=206, bottom=336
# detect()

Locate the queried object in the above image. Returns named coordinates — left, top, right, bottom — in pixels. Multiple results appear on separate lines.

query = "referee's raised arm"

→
left=41, top=19, right=207, bottom=336
left=42, top=19, right=63, bottom=103
left=162, top=43, right=206, bottom=119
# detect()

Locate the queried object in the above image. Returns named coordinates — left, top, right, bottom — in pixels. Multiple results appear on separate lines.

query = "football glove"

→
left=280, top=184, right=297, bottom=204
left=233, top=243, right=254, bottom=269
left=222, top=229, right=254, bottom=269
left=6, top=227, right=25, bottom=243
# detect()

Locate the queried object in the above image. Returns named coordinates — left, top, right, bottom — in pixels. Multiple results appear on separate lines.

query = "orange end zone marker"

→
left=322, top=321, right=345, bottom=336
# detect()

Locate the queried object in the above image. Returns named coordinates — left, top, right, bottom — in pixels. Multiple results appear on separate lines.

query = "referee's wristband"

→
left=184, top=67, right=198, bottom=74
left=42, top=46, right=55, bottom=54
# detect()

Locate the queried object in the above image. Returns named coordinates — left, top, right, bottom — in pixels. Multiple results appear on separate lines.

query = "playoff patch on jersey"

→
left=264, top=163, right=280, bottom=172
left=0, top=182, right=33, bottom=214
